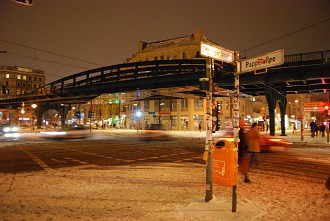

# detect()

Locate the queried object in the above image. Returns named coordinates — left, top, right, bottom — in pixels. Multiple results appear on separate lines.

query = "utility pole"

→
left=232, top=52, right=240, bottom=212
left=204, top=58, right=214, bottom=202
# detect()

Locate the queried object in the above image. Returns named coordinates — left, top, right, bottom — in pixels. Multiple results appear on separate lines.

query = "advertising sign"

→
left=240, top=49, right=284, bottom=73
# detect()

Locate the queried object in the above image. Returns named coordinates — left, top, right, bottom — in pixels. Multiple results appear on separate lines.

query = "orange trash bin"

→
left=213, top=139, right=238, bottom=186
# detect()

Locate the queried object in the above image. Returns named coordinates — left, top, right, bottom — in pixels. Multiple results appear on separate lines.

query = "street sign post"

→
left=240, top=49, right=284, bottom=74
left=200, top=42, right=238, bottom=212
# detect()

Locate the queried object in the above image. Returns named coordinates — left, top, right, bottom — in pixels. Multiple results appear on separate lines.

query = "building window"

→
left=23, top=76, right=26, bottom=80
left=154, top=56, right=158, bottom=60
left=17, top=75, right=21, bottom=79
left=167, top=55, right=171, bottom=60
left=39, top=77, right=42, bottom=81
left=34, top=77, right=37, bottom=81
left=160, top=55, right=164, bottom=60
left=17, top=82, right=21, bottom=87
left=5, top=74, right=9, bottom=78
left=28, top=77, right=31, bottom=80
left=194, top=98, right=204, bottom=111
left=218, top=101, right=223, bottom=112
left=34, top=84, right=37, bottom=88
left=181, top=99, right=188, bottom=111
left=144, top=100, right=150, bottom=112
left=183, top=52, right=187, bottom=59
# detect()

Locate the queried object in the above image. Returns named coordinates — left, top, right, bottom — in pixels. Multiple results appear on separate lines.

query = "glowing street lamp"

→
left=31, top=104, right=37, bottom=131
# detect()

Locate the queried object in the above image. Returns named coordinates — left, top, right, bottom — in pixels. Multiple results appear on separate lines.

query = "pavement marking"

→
left=64, top=157, right=90, bottom=165
left=17, top=146, right=53, bottom=171
left=51, top=158, right=67, bottom=163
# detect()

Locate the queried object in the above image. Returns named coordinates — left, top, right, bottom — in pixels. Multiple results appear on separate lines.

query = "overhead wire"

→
left=0, top=38, right=105, bottom=67
left=241, top=17, right=330, bottom=53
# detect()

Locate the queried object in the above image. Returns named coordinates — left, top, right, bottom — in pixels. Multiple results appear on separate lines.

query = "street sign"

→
left=303, top=102, right=326, bottom=107
left=200, top=42, right=234, bottom=63
left=303, top=102, right=327, bottom=112
left=304, top=107, right=324, bottom=112
left=240, top=49, right=284, bottom=73
left=159, top=112, right=171, bottom=115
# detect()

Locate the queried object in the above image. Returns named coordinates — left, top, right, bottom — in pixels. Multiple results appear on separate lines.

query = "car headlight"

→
left=11, top=127, right=18, bottom=132
left=3, top=127, right=11, bottom=133
left=269, top=138, right=283, bottom=142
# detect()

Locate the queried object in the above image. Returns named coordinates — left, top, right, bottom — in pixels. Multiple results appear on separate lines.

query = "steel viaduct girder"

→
left=0, top=50, right=329, bottom=135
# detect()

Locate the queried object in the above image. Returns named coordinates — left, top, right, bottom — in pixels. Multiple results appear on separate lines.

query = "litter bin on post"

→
left=213, top=139, right=239, bottom=212
left=213, top=139, right=238, bottom=186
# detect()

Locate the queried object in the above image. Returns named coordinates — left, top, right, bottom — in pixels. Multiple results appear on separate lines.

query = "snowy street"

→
left=0, top=130, right=329, bottom=220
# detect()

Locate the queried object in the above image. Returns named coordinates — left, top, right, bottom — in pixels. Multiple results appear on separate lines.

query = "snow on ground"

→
left=0, top=162, right=329, bottom=221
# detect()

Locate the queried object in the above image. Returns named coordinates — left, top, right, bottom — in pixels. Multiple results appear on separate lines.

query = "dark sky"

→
left=1, top=0, right=329, bottom=83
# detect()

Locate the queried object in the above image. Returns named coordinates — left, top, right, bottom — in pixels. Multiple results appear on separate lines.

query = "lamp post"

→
left=294, top=99, right=298, bottom=133
left=31, top=104, right=37, bottom=131
left=20, top=109, right=25, bottom=126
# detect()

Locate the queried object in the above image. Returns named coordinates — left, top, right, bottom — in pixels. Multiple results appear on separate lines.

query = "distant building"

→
left=0, top=66, right=45, bottom=125
left=126, top=29, right=208, bottom=63
left=0, top=65, right=45, bottom=97
left=116, top=29, right=243, bottom=130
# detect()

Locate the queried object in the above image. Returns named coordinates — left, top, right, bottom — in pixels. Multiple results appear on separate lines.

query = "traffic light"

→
left=76, top=111, right=81, bottom=118
left=88, top=110, right=94, bottom=118
left=325, top=104, right=329, bottom=116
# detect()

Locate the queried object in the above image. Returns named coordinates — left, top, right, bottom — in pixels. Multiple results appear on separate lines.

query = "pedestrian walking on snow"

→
left=246, top=123, right=264, bottom=167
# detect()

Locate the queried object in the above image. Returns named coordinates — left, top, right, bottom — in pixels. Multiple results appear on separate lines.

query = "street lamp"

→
left=31, top=104, right=37, bottom=131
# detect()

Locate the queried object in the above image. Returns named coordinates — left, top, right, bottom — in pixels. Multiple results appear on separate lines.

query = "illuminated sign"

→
left=200, top=42, right=234, bottom=63
left=240, top=49, right=284, bottom=73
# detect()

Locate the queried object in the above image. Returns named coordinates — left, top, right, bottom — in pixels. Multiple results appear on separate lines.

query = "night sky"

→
left=1, top=0, right=329, bottom=83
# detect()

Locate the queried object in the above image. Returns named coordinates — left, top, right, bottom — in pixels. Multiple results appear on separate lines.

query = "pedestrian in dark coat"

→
left=238, top=123, right=250, bottom=183
left=319, top=123, right=326, bottom=137
left=310, top=121, right=317, bottom=138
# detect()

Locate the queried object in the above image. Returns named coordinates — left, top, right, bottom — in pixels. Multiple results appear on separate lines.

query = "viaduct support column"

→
left=265, top=85, right=287, bottom=136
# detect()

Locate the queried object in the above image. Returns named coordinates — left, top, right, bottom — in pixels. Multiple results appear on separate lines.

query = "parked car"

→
left=0, top=124, right=19, bottom=134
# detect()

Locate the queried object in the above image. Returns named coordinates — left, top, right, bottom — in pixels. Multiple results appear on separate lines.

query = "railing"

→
left=1, top=59, right=208, bottom=103
left=284, top=50, right=329, bottom=63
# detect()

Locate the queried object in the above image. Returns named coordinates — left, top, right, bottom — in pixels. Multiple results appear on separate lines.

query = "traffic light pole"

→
left=300, top=99, right=304, bottom=141
left=89, top=100, right=93, bottom=133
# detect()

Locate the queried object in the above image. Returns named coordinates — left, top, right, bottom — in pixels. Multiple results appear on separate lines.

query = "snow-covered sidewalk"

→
left=1, top=162, right=329, bottom=221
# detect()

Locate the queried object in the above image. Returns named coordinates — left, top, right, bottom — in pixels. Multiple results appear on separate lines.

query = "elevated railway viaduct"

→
left=0, top=50, right=329, bottom=135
